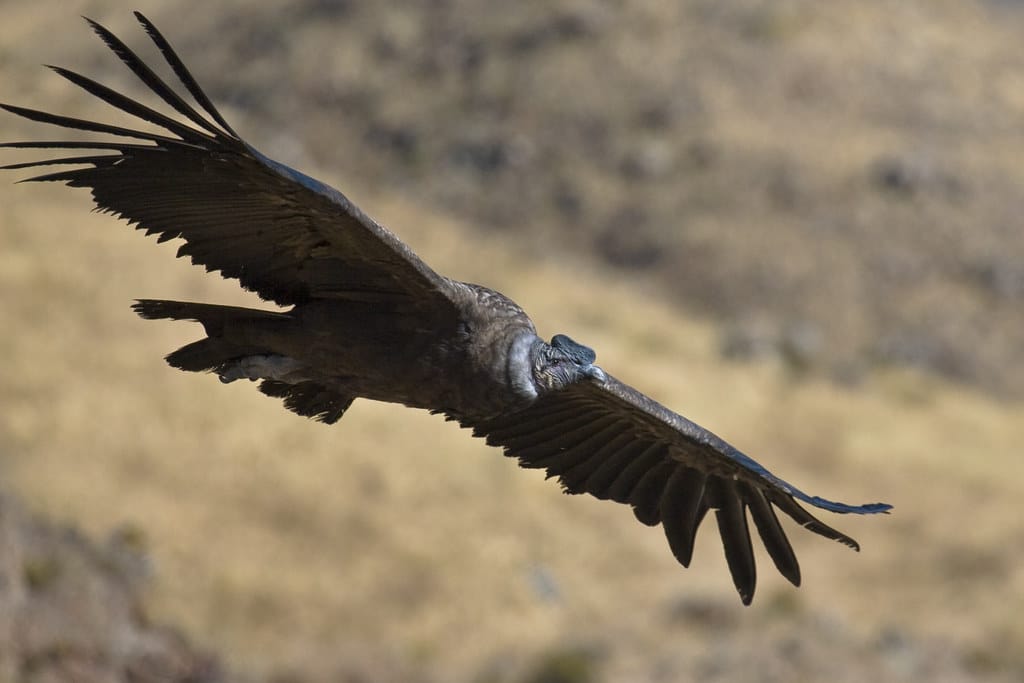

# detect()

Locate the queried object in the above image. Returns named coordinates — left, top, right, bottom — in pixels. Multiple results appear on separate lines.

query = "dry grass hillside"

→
left=1, top=2, right=1023, bottom=682
left=7, top=0, right=1024, bottom=396
left=4, top=0, right=1018, bottom=398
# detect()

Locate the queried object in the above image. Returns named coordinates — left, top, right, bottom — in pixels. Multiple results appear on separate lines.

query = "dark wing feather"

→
left=465, top=373, right=891, bottom=605
left=0, top=14, right=458, bottom=312
left=660, top=466, right=708, bottom=568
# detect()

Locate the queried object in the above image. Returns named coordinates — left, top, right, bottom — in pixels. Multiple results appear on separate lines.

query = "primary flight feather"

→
left=1, top=13, right=890, bottom=605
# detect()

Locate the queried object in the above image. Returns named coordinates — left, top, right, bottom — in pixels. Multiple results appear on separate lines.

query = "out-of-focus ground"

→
left=1, top=1, right=1022, bottom=682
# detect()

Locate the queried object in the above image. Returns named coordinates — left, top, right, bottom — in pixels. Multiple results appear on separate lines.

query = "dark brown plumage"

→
left=1, top=13, right=890, bottom=605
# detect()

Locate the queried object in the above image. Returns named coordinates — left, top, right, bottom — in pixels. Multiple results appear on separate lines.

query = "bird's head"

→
left=531, top=334, right=606, bottom=393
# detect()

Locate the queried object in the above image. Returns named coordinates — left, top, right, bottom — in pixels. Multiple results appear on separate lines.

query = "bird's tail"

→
left=132, top=299, right=288, bottom=372
left=133, top=299, right=354, bottom=424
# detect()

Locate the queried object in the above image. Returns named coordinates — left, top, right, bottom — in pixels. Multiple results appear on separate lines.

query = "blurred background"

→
left=1, top=0, right=1022, bottom=681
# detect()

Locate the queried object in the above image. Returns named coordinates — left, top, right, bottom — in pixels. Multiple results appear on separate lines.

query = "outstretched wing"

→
left=465, top=373, right=891, bottom=605
left=0, top=12, right=456, bottom=311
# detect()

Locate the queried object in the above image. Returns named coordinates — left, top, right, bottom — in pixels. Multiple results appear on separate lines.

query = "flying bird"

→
left=0, top=13, right=890, bottom=605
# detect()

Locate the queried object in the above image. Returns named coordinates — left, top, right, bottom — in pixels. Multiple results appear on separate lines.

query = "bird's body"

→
left=141, top=282, right=542, bottom=422
left=1, top=13, right=891, bottom=605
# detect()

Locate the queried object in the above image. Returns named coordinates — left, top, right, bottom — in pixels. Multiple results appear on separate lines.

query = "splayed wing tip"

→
left=801, top=496, right=893, bottom=515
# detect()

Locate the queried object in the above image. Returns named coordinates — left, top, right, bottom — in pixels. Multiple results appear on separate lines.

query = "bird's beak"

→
left=583, top=364, right=606, bottom=383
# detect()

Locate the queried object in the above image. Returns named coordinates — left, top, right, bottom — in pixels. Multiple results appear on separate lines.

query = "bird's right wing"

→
left=1, top=13, right=459, bottom=314
left=465, top=373, right=891, bottom=605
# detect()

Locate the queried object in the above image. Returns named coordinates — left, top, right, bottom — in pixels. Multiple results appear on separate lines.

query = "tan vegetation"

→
left=1, top=1, right=1022, bottom=681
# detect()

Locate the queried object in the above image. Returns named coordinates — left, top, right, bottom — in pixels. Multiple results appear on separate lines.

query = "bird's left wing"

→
left=465, top=373, right=891, bottom=604
left=0, top=13, right=459, bottom=313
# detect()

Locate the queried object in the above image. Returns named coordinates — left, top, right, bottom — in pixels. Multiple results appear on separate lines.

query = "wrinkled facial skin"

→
left=532, top=334, right=604, bottom=393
